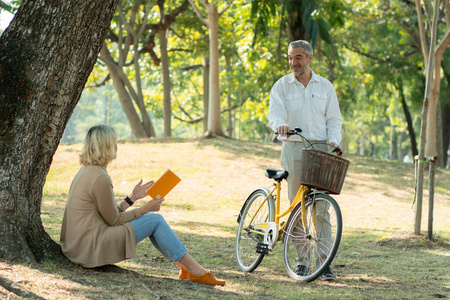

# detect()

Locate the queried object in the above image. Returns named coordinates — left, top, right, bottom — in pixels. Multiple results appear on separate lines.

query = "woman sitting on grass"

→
left=60, top=125, right=225, bottom=286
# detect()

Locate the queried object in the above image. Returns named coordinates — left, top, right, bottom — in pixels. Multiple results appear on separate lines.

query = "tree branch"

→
left=434, top=27, right=450, bottom=58
left=140, top=0, right=190, bottom=65
left=0, top=275, right=45, bottom=300
left=415, top=0, right=429, bottom=66
left=180, top=64, right=203, bottom=71
left=85, top=74, right=111, bottom=88
left=188, top=0, right=209, bottom=25
left=218, top=0, right=234, bottom=17
left=343, top=42, right=418, bottom=64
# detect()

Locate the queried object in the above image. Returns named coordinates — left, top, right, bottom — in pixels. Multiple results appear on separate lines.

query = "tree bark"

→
left=414, top=0, right=440, bottom=235
left=188, top=0, right=230, bottom=137
left=423, top=0, right=450, bottom=165
left=286, top=1, right=306, bottom=41
left=205, top=2, right=223, bottom=137
left=159, top=0, right=172, bottom=138
left=225, top=54, right=233, bottom=138
left=0, top=0, right=119, bottom=262
left=442, top=102, right=450, bottom=167
left=202, top=56, right=210, bottom=133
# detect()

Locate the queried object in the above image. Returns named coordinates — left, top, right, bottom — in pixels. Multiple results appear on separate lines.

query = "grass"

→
left=1, top=137, right=449, bottom=299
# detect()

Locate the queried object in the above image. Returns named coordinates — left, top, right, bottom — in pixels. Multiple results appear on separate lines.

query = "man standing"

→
left=268, top=40, right=342, bottom=281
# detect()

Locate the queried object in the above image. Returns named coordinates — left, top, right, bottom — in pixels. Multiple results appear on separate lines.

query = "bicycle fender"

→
left=236, top=187, right=272, bottom=224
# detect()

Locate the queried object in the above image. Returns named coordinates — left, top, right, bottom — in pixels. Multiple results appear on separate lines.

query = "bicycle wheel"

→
left=283, top=193, right=342, bottom=282
left=236, top=188, right=275, bottom=272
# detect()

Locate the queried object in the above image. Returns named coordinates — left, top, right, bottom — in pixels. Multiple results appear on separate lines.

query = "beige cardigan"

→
left=60, top=166, right=142, bottom=268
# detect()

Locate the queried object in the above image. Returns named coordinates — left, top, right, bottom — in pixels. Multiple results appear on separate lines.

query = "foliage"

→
left=3, top=0, right=448, bottom=163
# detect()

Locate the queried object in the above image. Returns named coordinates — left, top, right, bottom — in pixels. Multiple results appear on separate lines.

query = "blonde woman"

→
left=60, top=125, right=225, bottom=286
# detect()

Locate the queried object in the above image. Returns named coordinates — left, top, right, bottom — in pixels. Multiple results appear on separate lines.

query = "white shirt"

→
left=268, top=70, right=342, bottom=144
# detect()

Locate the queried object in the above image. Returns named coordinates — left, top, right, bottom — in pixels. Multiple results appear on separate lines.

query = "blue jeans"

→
left=129, top=213, right=188, bottom=262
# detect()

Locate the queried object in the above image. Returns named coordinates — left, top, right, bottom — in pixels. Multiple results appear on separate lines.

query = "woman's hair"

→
left=79, top=125, right=118, bottom=166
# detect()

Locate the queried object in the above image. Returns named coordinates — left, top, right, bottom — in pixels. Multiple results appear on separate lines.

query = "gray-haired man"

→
left=268, top=40, right=343, bottom=281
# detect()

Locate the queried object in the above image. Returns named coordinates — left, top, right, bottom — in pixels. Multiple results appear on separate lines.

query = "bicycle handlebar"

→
left=275, top=127, right=343, bottom=156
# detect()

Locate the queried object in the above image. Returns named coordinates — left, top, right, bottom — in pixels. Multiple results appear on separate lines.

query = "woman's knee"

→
left=142, top=212, right=165, bottom=223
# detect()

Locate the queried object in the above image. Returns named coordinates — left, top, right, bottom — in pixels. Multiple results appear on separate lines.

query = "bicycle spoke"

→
left=236, top=188, right=275, bottom=272
left=283, top=194, right=342, bottom=282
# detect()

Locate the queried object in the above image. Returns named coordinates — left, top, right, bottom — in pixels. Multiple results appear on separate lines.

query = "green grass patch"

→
left=1, top=138, right=449, bottom=299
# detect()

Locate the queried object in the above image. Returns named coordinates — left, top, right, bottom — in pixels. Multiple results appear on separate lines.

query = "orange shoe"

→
left=179, top=268, right=189, bottom=279
left=187, top=270, right=226, bottom=286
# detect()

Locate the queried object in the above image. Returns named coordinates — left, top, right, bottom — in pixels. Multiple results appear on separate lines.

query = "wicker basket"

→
left=299, top=149, right=350, bottom=195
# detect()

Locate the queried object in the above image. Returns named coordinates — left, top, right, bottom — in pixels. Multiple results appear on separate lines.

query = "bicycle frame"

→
left=248, top=181, right=310, bottom=238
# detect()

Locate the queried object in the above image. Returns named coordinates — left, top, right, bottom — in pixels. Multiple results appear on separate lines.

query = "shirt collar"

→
left=288, top=69, right=319, bottom=84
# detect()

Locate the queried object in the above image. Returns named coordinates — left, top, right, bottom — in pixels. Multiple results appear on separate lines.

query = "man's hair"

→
left=79, top=125, right=118, bottom=166
left=289, top=40, right=313, bottom=57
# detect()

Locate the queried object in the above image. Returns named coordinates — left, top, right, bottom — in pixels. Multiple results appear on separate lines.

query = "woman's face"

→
left=113, top=143, right=118, bottom=159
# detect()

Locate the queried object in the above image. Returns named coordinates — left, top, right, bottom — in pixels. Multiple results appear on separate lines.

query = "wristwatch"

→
left=124, top=196, right=134, bottom=206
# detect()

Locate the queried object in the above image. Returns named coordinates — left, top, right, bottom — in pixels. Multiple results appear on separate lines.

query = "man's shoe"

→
left=294, top=265, right=308, bottom=276
left=320, top=265, right=336, bottom=281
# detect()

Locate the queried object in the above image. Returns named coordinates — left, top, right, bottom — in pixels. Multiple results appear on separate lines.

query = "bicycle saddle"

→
left=265, top=168, right=289, bottom=181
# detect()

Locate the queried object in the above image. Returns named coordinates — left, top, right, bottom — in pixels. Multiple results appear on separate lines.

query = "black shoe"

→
left=294, top=265, right=308, bottom=276
left=320, top=265, right=336, bottom=281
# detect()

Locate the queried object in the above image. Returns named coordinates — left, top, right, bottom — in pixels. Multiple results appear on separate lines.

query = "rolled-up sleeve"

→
left=91, top=175, right=142, bottom=226
left=325, top=86, right=342, bottom=145
left=268, top=80, right=288, bottom=132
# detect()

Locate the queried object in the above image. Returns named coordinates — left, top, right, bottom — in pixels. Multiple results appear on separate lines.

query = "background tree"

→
left=188, top=0, right=233, bottom=137
left=95, top=0, right=190, bottom=138
left=336, top=0, right=424, bottom=159
left=414, top=0, right=450, bottom=235
left=99, top=0, right=156, bottom=138
left=0, top=0, right=120, bottom=262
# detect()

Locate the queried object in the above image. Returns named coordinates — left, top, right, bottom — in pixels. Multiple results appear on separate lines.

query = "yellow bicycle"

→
left=235, top=127, right=349, bottom=282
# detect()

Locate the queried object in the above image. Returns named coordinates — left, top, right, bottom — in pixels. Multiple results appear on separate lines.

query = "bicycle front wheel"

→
left=283, top=193, right=342, bottom=282
left=236, top=188, right=275, bottom=272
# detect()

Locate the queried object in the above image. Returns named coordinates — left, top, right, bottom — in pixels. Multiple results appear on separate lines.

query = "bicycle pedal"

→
left=256, top=242, right=270, bottom=254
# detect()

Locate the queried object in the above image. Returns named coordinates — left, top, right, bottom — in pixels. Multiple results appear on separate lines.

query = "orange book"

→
left=146, top=169, right=181, bottom=200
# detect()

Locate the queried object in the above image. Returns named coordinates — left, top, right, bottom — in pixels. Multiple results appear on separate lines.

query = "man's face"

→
left=288, top=46, right=312, bottom=77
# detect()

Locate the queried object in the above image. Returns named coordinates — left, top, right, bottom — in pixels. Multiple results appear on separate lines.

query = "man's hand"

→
left=329, top=143, right=343, bottom=157
left=277, top=126, right=290, bottom=137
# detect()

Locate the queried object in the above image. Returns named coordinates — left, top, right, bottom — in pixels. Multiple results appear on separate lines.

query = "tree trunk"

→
left=442, top=65, right=450, bottom=167
left=425, top=62, right=441, bottom=158
left=390, top=124, right=398, bottom=160
left=202, top=56, right=210, bottom=133
left=286, top=1, right=306, bottom=41
left=414, top=0, right=440, bottom=235
left=100, top=46, right=151, bottom=138
left=205, top=3, right=223, bottom=137
left=159, top=0, right=172, bottom=138
left=225, top=54, right=233, bottom=138
left=398, top=80, right=418, bottom=157
left=160, top=28, right=172, bottom=138
left=424, top=0, right=450, bottom=165
left=0, top=0, right=119, bottom=262
left=443, top=102, right=450, bottom=167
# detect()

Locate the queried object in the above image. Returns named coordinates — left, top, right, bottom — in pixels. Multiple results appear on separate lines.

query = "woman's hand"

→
left=129, top=179, right=154, bottom=203
left=139, top=198, right=165, bottom=214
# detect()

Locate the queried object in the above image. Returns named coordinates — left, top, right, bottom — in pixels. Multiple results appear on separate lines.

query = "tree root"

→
left=0, top=275, right=45, bottom=299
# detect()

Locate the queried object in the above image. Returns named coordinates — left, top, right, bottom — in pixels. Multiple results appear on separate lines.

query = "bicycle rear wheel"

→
left=236, top=188, right=275, bottom=272
left=283, top=193, right=342, bottom=282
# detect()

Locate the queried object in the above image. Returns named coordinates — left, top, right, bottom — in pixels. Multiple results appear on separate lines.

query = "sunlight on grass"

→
left=34, top=139, right=450, bottom=299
